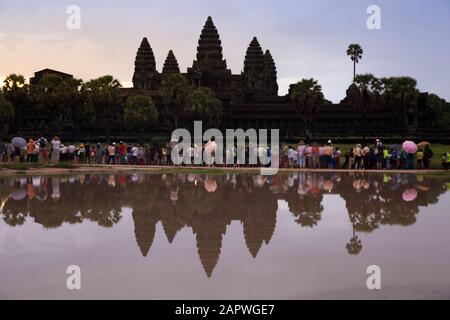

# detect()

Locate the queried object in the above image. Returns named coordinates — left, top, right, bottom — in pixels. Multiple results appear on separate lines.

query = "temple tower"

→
left=162, top=50, right=180, bottom=76
left=132, top=37, right=159, bottom=91
left=263, top=50, right=278, bottom=96
left=243, top=37, right=265, bottom=90
left=187, top=17, right=232, bottom=92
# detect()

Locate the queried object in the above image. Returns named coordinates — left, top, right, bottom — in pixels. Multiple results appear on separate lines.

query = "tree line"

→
left=0, top=73, right=223, bottom=139
left=290, top=44, right=450, bottom=139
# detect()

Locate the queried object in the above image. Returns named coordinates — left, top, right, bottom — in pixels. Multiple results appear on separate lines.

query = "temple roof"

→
left=194, top=16, right=227, bottom=71
left=162, top=50, right=180, bottom=75
left=264, top=50, right=277, bottom=78
left=244, top=37, right=265, bottom=75
left=132, top=37, right=157, bottom=90
left=134, top=37, right=156, bottom=73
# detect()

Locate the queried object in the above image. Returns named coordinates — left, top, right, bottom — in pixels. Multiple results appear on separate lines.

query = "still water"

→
left=0, top=172, right=449, bottom=299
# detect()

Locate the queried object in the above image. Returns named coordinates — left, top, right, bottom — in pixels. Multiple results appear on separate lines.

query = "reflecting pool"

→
left=0, top=172, right=449, bottom=299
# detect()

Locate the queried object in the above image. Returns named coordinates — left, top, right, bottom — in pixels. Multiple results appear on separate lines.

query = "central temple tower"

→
left=186, top=17, right=232, bottom=96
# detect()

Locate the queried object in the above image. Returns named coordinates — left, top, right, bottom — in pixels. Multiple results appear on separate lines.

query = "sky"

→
left=0, top=0, right=449, bottom=102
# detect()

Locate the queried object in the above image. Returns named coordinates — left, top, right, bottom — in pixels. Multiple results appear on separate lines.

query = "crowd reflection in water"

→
left=0, top=172, right=448, bottom=277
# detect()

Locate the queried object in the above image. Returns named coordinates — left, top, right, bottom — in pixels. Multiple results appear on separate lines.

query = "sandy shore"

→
left=0, top=164, right=448, bottom=176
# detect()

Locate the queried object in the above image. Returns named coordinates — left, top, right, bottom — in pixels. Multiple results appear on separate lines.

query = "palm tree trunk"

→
left=353, top=61, right=356, bottom=82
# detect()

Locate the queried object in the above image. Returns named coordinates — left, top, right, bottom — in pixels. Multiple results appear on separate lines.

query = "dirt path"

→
left=0, top=165, right=448, bottom=176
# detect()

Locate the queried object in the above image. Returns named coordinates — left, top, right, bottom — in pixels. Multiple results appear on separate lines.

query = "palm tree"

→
left=347, top=44, right=364, bottom=81
left=346, top=228, right=363, bottom=255
left=290, top=78, right=325, bottom=139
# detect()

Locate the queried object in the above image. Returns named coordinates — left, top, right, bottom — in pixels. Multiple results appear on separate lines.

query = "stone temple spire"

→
left=132, top=37, right=157, bottom=90
left=162, top=50, right=180, bottom=76
left=263, top=50, right=278, bottom=96
left=243, top=37, right=265, bottom=90
left=194, top=16, right=227, bottom=71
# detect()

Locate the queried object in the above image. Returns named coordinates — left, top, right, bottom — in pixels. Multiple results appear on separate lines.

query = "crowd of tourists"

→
left=283, top=139, right=450, bottom=170
left=0, top=136, right=449, bottom=170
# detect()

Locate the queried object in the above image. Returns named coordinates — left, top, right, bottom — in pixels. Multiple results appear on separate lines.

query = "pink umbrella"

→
left=402, top=188, right=418, bottom=202
left=402, top=141, right=418, bottom=154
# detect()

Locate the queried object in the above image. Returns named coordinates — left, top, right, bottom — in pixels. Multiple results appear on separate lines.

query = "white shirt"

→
left=288, top=149, right=295, bottom=159
left=52, top=140, right=61, bottom=150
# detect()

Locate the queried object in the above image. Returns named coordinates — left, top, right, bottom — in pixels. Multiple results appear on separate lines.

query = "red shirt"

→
left=118, top=144, right=126, bottom=155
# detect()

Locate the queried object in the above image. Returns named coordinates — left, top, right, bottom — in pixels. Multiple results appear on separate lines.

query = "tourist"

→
left=27, top=139, right=36, bottom=163
left=383, top=148, right=390, bottom=169
left=375, top=139, right=383, bottom=170
left=423, top=145, right=434, bottom=169
left=391, top=147, right=400, bottom=170
left=333, top=147, right=341, bottom=169
left=323, top=143, right=333, bottom=169
left=311, top=143, right=319, bottom=169
left=204, top=137, right=218, bottom=167
left=108, top=143, right=116, bottom=164
left=400, top=149, right=407, bottom=170
left=37, top=137, right=49, bottom=164
left=343, top=149, right=350, bottom=169
left=61, top=144, right=68, bottom=162
left=130, top=144, right=139, bottom=165
left=305, top=143, right=312, bottom=168
left=353, top=144, right=362, bottom=170
left=287, top=145, right=295, bottom=168
left=67, top=144, right=76, bottom=164
left=406, top=150, right=415, bottom=170
left=297, top=141, right=306, bottom=169
left=318, top=144, right=325, bottom=168
left=416, top=149, right=424, bottom=169
left=96, top=143, right=103, bottom=164
left=442, top=153, right=450, bottom=170
left=90, top=146, right=97, bottom=164
left=78, top=144, right=86, bottom=164
left=85, top=143, right=91, bottom=165
left=51, top=137, right=61, bottom=164
left=362, top=145, right=370, bottom=169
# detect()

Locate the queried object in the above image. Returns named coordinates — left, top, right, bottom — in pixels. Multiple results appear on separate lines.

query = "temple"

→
left=128, top=16, right=435, bottom=139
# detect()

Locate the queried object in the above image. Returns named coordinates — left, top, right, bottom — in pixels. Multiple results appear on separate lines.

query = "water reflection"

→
left=0, top=172, right=448, bottom=277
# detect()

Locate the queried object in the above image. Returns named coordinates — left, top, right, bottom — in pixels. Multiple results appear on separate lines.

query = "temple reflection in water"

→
left=0, top=173, right=448, bottom=277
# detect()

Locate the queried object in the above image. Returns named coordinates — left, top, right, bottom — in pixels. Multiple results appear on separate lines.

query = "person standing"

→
left=441, top=153, right=450, bottom=170
left=323, top=143, right=333, bottom=169
left=297, top=141, right=306, bottom=169
left=333, top=147, right=341, bottom=169
left=131, top=144, right=139, bottom=165
left=38, top=137, right=49, bottom=164
left=108, top=143, right=116, bottom=164
left=51, top=137, right=61, bottom=164
left=288, top=146, right=295, bottom=168
left=353, top=144, right=363, bottom=170
left=416, top=149, right=424, bottom=169
left=311, top=143, right=319, bottom=169
left=423, top=145, right=434, bottom=169
left=27, top=139, right=36, bottom=163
